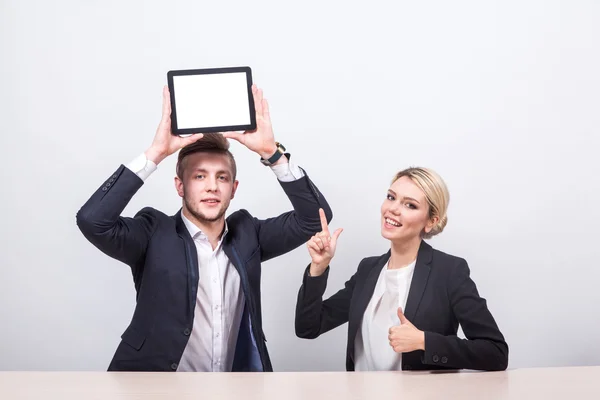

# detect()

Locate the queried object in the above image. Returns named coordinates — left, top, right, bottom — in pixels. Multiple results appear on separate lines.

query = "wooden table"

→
left=1, top=367, right=599, bottom=399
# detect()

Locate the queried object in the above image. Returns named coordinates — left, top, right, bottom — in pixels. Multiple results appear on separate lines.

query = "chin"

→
left=381, top=226, right=411, bottom=243
left=190, top=206, right=224, bottom=223
left=380, top=228, right=395, bottom=241
left=203, top=211, right=225, bottom=222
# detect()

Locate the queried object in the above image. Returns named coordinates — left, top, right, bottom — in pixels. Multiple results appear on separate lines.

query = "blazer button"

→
left=183, top=328, right=191, bottom=336
left=112, top=174, right=118, bottom=179
left=404, top=364, right=412, bottom=370
left=441, top=356, right=448, bottom=364
left=171, top=363, right=178, bottom=370
left=109, top=178, right=115, bottom=183
left=101, top=187, right=108, bottom=192
left=433, top=355, right=440, bottom=363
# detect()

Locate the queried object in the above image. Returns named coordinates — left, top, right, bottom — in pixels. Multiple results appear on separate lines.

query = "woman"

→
left=295, top=167, right=508, bottom=371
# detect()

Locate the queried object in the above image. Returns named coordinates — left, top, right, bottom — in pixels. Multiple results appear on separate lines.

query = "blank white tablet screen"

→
left=173, top=72, right=251, bottom=129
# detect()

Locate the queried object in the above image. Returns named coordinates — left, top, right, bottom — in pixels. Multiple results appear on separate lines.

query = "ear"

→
left=175, top=176, right=184, bottom=198
left=230, top=180, right=239, bottom=200
left=424, top=215, right=439, bottom=234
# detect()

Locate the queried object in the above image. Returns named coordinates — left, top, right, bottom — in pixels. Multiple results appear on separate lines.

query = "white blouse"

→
left=354, top=260, right=416, bottom=371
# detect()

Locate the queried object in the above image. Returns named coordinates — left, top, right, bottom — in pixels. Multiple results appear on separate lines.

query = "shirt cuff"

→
left=270, top=159, right=305, bottom=182
left=125, top=153, right=157, bottom=182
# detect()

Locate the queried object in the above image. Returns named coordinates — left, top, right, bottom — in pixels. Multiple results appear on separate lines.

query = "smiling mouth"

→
left=384, top=217, right=402, bottom=227
left=201, top=199, right=220, bottom=204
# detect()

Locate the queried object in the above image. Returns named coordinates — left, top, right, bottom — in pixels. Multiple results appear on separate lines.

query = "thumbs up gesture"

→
left=388, top=308, right=426, bottom=353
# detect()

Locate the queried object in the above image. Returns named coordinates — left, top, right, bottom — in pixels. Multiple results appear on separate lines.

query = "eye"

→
left=195, top=175, right=204, bottom=179
left=218, top=175, right=228, bottom=181
left=405, top=202, right=417, bottom=209
left=387, top=194, right=395, bottom=201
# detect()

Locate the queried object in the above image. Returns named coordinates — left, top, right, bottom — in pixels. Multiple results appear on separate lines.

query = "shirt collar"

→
left=181, top=212, right=229, bottom=242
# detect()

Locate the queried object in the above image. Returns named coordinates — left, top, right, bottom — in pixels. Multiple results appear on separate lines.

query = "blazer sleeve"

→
left=75, top=165, right=157, bottom=276
left=295, top=262, right=361, bottom=339
left=422, top=259, right=509, bottom=371
left=252, top=169, right=332, bottom=262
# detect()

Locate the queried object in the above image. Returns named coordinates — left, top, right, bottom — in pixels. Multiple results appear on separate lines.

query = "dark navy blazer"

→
left=77, top=164, right=332, bottom=371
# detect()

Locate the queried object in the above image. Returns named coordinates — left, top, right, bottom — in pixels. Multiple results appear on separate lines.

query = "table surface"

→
left=1, top=367, right=599, bottom=399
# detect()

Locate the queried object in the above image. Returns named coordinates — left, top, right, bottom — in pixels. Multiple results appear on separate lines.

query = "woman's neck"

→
left=388, top=237, right=422, bottom=269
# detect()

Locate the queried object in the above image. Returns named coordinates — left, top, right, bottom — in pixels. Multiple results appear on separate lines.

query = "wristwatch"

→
left=260, top=142, right=287, bottom=166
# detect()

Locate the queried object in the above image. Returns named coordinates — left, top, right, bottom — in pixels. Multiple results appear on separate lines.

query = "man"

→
left=76, top=84, right=332, bottom=372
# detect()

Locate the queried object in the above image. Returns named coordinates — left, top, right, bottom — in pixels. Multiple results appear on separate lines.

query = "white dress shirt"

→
left=125, top=151, right=304, bottom=371
left=354, top=260, right=416, bottom=371
left=177, top=214, right=242, bottom=371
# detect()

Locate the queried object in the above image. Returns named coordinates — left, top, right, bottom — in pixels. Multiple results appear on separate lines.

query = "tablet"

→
left=167, top=66, right=256, bottom=135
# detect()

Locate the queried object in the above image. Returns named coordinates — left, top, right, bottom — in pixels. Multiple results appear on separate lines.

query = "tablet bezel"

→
left=167, top=66, right=256, bottom=135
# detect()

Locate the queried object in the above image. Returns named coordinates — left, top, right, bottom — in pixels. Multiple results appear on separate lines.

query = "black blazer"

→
left=76, top=164, right=331, bottom=372
left=295, top=241, right=508, bottom=371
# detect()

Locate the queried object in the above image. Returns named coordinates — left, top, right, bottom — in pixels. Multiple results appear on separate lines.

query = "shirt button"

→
left=215, top=332, right=220, bottom=338
left=214, top=305, right=219, bottom=310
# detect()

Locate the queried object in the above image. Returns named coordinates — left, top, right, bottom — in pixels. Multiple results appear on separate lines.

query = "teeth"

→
left=386, top=218, right=400, bottom=227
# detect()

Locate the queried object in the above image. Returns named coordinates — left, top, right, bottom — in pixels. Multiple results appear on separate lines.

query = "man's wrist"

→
left=145, top=147, right=167, bottom=165
left=260, top=142, right=289, bottom=166
left=258, top=144, right=278, bottom=160
left=271, top=154, right=288, bottom=166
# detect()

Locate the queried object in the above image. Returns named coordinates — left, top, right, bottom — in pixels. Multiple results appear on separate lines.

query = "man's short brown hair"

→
left=176, top=133, right=237, bottom=180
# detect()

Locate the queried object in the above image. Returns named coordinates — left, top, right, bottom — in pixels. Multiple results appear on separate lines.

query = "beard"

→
left=184, top=197, right=228, bottom=224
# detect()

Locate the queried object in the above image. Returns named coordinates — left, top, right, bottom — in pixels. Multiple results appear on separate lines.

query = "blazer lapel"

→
left=221, top=234, right=253, bottom=313
left=175, top=210, right=199, bottom=318
left=353, top=251, right=391, bottom=319
left=348, top=251, right=391, bottom=353
left=222, top=236, right=244, bottom=283
left=403, top=240, right=434, bottom=321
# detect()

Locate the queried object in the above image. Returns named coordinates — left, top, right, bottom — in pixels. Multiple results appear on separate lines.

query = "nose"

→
left=388, top=201, right=402, bottom=216
left=205, top=176, right=219, bottom=192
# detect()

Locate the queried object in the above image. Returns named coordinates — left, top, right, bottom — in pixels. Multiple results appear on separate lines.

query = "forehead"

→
left=184, top=152, right=233, bottom=174
left=389, top=176, right=425, bottom=201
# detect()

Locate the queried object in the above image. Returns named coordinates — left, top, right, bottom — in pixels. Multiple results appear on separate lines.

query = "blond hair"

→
left=392, top=167, right=450, bottom=239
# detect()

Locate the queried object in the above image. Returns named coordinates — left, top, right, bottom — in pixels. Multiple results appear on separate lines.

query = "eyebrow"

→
left=388, top=189, right=421, bottom=204
left=194, top=168, right=231, bottom=176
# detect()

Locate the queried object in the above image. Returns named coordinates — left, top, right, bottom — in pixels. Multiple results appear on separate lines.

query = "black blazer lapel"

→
left=403, top=241, right=434, bottom=321
left=222, top=237, right=246, bottom=289
left=348, top=251, right=391, bottom=358
left=175, top=210, right=199, bottom=319
left=221, top=235, right=255, bottom=327
left=352, top=251, right=391, bottom=320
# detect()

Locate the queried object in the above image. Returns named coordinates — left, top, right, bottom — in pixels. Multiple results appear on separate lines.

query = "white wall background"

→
left=1, top=0, right=599, bottom=371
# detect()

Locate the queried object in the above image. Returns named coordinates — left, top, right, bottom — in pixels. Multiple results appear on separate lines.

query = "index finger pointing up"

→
left=319, top=208, right=329, bottom=234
